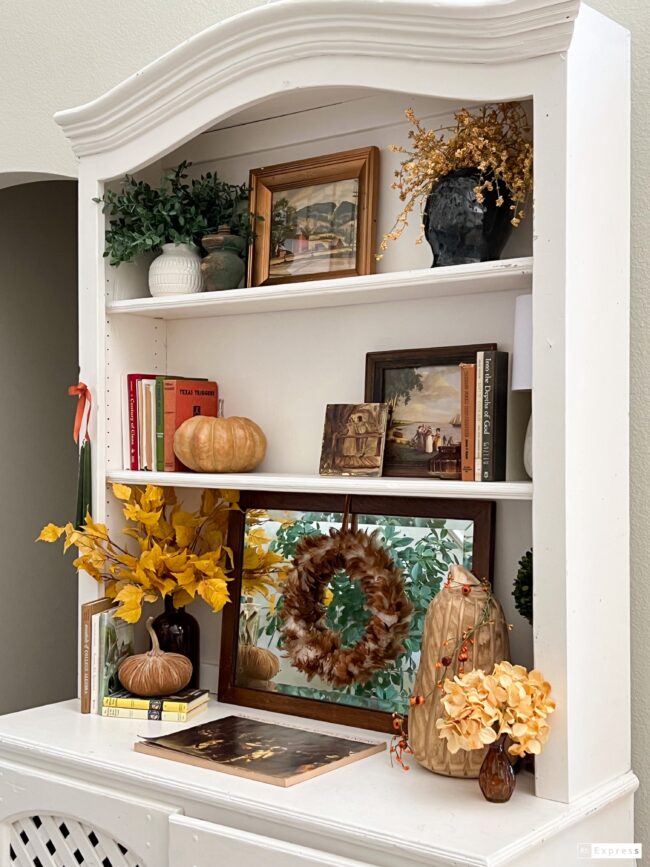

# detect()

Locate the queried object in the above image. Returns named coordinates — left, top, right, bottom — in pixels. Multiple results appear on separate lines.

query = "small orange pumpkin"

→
left=173, top=415, right=267, bottom=473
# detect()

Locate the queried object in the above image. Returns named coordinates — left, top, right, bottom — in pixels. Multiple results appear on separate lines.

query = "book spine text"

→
left=156, top=377, right=165, bottom=472
left=163, top=380, right=177, bottom=472
left=474, top=352, right=485, bottom=481
left=90, top=613, right=100, bottom=715
left=101, top=707, right=196, bottom=721
left=460, top=363, right=476, bottom=482
left=127, top=376, right=139, bottom=471
left=80, top=611, right=91, bottom=714
left=481, top=352, right=495, bottom=481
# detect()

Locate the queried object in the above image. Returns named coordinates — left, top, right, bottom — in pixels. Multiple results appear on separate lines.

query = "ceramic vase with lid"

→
left=201, top=225, right=246, bottom=291
left=148, top=242, right=202, bottom=297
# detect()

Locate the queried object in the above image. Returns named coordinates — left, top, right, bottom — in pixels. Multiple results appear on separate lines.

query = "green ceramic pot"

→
left=201, top=226, right=246, bottom=291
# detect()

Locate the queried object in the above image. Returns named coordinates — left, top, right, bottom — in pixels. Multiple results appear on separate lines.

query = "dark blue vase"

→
left=423, top=169, right=513, bottom=267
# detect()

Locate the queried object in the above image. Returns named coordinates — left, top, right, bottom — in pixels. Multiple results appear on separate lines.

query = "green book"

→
left=155, top=376, right=166, bottom=471
left=96, top=609, right=135, bottom=714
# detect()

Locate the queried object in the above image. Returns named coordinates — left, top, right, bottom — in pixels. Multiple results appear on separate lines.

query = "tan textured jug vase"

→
left=409, top=564, right=510, bottom=778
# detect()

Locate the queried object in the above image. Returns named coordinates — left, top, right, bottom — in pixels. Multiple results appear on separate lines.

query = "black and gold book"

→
left=134, top=714, right=385, bottom=787
left=480, top=350, right=509, bottom=482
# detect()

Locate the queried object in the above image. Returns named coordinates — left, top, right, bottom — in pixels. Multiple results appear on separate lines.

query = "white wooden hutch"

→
left=0, top=1, right=634, bottom=864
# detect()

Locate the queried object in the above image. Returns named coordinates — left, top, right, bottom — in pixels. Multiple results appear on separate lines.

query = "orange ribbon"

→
left=69, top=383, right=92, bottom=444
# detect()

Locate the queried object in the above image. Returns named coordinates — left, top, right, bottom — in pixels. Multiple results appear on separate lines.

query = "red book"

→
left=164, top=380, right=218, bottom=471
left=460, top=363, right=477, bottom=482
left=126, top=373, right=156, bottom=471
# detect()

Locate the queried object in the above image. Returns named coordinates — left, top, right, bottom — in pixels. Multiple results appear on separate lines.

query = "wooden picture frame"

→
left=247, top=147, right=379, bottom=287
left=219, top=490, right=495, bottom=733
left=365, top=343, right=497, bottom=478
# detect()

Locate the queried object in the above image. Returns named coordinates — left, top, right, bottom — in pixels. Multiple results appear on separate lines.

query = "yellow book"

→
left=102, top=704, right=207, bottom=722
left=103, top=688, right=208, bottom=713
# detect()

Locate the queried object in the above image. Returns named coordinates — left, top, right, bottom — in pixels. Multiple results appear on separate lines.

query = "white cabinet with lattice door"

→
left=0, top=758, right=177, bottom=867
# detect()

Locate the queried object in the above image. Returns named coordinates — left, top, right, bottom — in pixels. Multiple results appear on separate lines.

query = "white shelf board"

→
left=106, top=257, right=533, bottom=320
left=0, top=699, right=637, bottom=867
left=107, top=469, right=533, bottom=501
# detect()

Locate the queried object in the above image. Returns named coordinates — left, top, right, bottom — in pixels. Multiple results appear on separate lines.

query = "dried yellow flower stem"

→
left=380, top=103, right=533, bottom=256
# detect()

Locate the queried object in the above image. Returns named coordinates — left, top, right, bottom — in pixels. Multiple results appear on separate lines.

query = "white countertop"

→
left=0, top=698, right=637, bottom=867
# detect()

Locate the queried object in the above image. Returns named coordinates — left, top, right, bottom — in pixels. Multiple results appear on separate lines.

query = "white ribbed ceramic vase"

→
left=148, top=243, right=202, bottom=297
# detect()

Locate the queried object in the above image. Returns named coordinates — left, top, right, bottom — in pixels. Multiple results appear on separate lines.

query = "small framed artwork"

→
left=319, top=403, right=389, bottom=477
left=247, top=147, right=379, bottom=286
left=365, top=344, right=497, bottom=478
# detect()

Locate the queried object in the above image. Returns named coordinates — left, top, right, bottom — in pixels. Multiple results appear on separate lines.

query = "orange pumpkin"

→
left=173, top=415, right=267, bottom=473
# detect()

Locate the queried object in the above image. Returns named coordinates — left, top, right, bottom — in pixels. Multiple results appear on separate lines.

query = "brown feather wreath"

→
left=279, top=528, right=414, bottom=687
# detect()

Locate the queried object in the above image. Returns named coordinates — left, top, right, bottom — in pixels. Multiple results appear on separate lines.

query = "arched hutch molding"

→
left=0, top=1, right=634, bottom=865
left=55, top=0, right=581, bottom=167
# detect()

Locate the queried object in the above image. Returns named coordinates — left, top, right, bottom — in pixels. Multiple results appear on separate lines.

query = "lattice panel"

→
left=9, top=815, right=143, bottom=867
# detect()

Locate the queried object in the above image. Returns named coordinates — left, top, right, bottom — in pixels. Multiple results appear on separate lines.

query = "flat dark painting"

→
left=143, top=715, right=381, bottom=781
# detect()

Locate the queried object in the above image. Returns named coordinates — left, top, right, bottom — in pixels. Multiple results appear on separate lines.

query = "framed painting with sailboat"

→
left=365, top=344, right=497, bottom=478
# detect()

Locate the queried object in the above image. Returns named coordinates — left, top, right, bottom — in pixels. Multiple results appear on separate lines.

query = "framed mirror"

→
left=220, top=492, right=495, bottom=732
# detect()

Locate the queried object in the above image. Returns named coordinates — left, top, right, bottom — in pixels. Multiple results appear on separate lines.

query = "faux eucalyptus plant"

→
left=96, top=161, right=252, bottom=266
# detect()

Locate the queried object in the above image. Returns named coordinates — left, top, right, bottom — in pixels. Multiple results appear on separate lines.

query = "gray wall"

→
left=0, top=180, right=78, bottom=714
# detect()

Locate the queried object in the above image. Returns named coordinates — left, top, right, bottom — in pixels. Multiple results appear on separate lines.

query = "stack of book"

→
left=81, top=598, right=209, bottom=721
left=123, top=374, right=218, bottom=471
left=460, top=349, right=509, bottom=482
left=80, top=598, right=135, bottom=714
left=102, top=688, right=209, bottom=722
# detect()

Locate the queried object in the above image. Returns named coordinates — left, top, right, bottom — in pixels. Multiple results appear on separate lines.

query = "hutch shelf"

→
left=106, top=257, right=533, bottom=319
left=0, top=0, right=634, bottom=865
left=107, top=470, right=534, bottom=501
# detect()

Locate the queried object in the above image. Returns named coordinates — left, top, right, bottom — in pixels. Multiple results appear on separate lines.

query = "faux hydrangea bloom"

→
left=436, top=661, right=556, bottom=757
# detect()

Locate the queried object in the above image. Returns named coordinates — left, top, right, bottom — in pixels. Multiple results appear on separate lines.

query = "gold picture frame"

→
left=248, top=146, right=379, bottom=287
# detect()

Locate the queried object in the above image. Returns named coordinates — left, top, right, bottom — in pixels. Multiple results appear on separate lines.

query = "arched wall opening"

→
left=0, top=178, right=78, bottom=713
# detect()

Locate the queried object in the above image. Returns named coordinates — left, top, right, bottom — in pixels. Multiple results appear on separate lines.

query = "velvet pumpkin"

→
left=173, top=415, right=267, bottom=473
left=238, top=644, right=280, bottom=682
left=118, top=618, right=193, bottom=697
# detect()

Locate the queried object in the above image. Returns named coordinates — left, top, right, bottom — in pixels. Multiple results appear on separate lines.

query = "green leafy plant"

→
left=513, top=549, right=533, bottom=624
left=95, top=161, right=252, bottom=265
left=259, top=512, right=468, bottom=714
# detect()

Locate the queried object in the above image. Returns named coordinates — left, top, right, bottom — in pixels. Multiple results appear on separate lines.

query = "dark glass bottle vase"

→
left=152, top=597, right=200, bottom=688
left=423, top=169, right=514, bottom=267
left=478, top=734, right=516, bottom=803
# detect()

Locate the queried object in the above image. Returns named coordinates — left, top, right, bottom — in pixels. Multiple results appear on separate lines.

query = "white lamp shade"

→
left=511, top=293, right=532, bottom=391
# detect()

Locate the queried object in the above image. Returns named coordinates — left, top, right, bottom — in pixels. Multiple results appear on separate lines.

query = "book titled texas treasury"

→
left=134, top=714, right=385, bottom=787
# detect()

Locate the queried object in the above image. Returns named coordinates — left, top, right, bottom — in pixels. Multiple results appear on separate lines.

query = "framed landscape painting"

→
left=248, top=147, right=379, bottom=286
left=365, top=344, right=497, bottom=478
